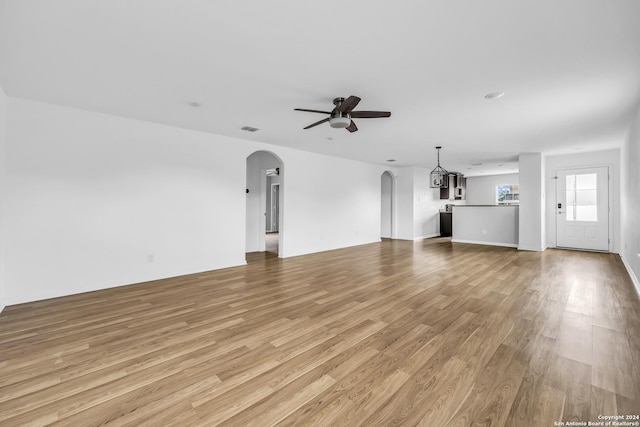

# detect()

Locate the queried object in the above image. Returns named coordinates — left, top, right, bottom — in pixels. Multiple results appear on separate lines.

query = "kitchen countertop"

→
left=451, top=205, right=519, bottom=207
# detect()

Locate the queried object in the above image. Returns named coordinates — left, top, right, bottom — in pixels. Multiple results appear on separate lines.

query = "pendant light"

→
left=430, top=146, right=449, bottom=188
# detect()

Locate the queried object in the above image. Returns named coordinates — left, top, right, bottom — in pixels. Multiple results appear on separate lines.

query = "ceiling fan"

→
left=294, top=96, right=391, bottom=133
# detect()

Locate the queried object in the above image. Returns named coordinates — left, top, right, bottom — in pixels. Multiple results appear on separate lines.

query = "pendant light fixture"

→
left=430, top=146, right=449, bottom=188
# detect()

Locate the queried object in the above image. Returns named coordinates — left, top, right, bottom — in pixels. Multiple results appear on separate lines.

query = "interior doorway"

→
left=381, top=171, right=394, bottom=238
left=556, top=166, right=609, bottom=251
left=268, top=183, right=280, bottom=232
left=246, top=151, right=283, bottom=257
left=265, top=181, right=279, bottom=254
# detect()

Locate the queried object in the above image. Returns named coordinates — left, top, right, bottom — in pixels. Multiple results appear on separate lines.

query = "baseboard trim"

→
left=517, top=246, right=546, bottom=252
left=414, top=233, right=439, bottom=241
left=620, top=254, right=640, bottom=296
left=452, top=239, right=518, bottom=248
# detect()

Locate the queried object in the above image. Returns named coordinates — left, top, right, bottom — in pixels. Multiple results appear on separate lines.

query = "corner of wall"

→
left=541, top=154, right=547, bottom=250
left=412, top=167, right=442, bottom=240
left=620, top=102, right=640, bottom=293
left=620, top=254, right=640, bottom=296
left=0, top=84, right=7, bottom=312
left=518, top=153, right=544, bottom=251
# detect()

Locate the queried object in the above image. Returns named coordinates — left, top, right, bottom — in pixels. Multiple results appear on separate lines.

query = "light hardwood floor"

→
left=0, top=238, right=639, bottom=426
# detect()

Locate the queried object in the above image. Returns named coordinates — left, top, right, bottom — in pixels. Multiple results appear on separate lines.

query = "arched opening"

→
left=381, top=170, right=395, bottom=239
left=246, top=151, right=284, bottom=258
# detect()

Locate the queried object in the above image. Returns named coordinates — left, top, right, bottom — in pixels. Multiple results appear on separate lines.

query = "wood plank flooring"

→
left=0, top=238, right=639, bottom=426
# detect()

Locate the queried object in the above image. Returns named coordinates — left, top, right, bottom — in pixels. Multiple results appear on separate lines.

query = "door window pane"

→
left=576, top=173, right=596, bottom=190
left=576, top=189, right=596, bottom=206
left=565, top=173, right=597, bottom=222
left=566, top=175, right=576, bottom=221
left=566, top=187, right=576, bottom=206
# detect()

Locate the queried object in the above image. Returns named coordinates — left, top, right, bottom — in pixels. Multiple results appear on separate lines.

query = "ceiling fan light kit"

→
left=329, top=114, right=351, bottom=128
left=430, top=146, right=449, bottom=188
left=295, top=96, right=390, bottom=133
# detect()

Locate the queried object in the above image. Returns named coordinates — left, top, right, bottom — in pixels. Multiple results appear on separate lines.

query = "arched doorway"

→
left=381, top=171, right=395, bottom=239
left=246, top=151, right=284, bottom=257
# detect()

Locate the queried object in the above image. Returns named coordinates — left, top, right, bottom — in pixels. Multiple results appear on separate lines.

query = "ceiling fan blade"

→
left=346, top=121, right=358, bottom=132
left=350, top=111, right=391, bottom=118
left=303, top=117, right=330, bottom=129
left=294, top=108, right=331, bottom=114
left=337, top=96, right=361, bottom=113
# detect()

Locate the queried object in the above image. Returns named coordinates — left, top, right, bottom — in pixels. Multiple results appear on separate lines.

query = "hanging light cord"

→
left=434, top=146, right=447, bottom=173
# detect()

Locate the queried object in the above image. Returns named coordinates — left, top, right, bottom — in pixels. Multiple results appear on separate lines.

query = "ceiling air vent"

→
left=241, top=126, right=259, bottom=132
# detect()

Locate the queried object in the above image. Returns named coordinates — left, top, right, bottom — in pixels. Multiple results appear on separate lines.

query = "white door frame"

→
left=245, top=151, right=284, bottom=257
left=270, top=183, right=280, bottom=233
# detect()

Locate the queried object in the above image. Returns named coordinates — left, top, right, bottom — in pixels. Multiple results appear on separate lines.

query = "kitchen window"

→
left=497, top=184, right=519, bottom=205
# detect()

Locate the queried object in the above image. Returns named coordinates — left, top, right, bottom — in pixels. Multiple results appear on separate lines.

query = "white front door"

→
left=556, top=167, right=609, bottom=251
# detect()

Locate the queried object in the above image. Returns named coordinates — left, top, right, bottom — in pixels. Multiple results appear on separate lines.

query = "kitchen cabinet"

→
left=440, top=212, right=452, bottom=237
left=440, top=174, right=466, bottom=200
left=455, top=176, right=466, bottom=200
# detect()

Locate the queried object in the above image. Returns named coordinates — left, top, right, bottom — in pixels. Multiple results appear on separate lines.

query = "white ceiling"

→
left=1, top=0, right=639, bottom=176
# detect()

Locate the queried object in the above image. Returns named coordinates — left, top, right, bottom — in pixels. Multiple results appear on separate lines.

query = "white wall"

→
left=0, top=86, right=6, bottom=312
left=380, top=171, right=393, bottom=238
left=519, top=153, right=545, bottom=251
left=465, top=173, right=519, bottom=205
left=246, top=154, right=263, bottom=252
left=282, top=152, right=383, bottom=256
left=545, top=149, right=620, bottom=253
left=4, top=97, right=388, bottom=304
left=395, top=167, right=416, bottom=240
left=5, top=98, right=248, bottom=304
left=393, top=167, right=442, bottom=240
left=621, top=107, right=640, bottom=291
left=413, top=167, right=441, bottom=239
left=452, top=206, right=519, bottom=247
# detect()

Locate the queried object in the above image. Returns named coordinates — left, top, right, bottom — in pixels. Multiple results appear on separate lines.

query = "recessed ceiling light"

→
left=484, top=92, right=505, bottom=99
left=326, top=137, right=333, bottom=141
left=471, top=163, right=483, bottom=166
left=386, top=159, right=396, bottom=162
left=188, top=101, right=202, bottom=107
left=498, top=164, right=504, bottom=167
left=241, top=126, right=259, bottom=132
